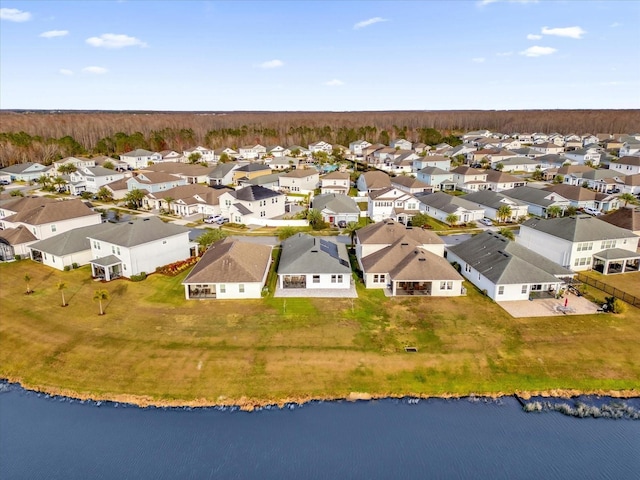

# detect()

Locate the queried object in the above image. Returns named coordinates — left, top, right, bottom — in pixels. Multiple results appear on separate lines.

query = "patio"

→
left=498, top=294, right=602, bottom=318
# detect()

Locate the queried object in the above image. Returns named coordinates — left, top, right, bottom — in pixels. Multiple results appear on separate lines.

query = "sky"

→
left=1, top=0, right=639, bottom=111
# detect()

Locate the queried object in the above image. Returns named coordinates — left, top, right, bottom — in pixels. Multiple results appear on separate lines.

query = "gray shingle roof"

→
left=87, top=216, right=189, bottom=247
left=522, top=215, right=639, bottom=242
left=231, top=185, right=282, bottom=201
left=417, top=192, right=483, bottom=213
left=501, top=186, right=566, bottom=207
left=208, top=163, right=237, bottom=179
left=462, top=190, right=527, bottom=210
left=28, top=223, right=118, bottom=256
left=448, top=231, right=572, bottom=284
left=278, top=233, right=351, bottom=274
left=312, top=193, right=359, bottom=214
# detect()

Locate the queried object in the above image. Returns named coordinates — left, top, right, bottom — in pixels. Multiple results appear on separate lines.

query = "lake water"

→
left=1, top=383, right=639, bottom=479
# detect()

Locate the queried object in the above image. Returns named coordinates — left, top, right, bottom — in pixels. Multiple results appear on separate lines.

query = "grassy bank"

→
left=1, top=261, right=639, bottom=407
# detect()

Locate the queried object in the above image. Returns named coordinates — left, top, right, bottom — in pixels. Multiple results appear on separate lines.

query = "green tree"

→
left=188, top=152, right=202, bottom=164
left=565, top=206, right=578, bottom=216
left=57, top=163, right=77, bottom=175
left=495, top=162, right=504, bottom=171
left=497, top=204, right=512, bottom=223
left=93, top=289, right=109, bottom=315
left=24, top=274, right=32, bottom=294
left=197, top=228, right=227, bottom=250
left=547, top=205, right=562, bottom=218
left=531, top=168, right=544, bottom=181
left=36, top=175, right=51, bottom=190
left=498, top=227, right=515, bottom=240
left=277, top=226, right=297, bottom=240
left=619, top=193, right=637, bottom=207
left=57, top=281, right=67, bottom=307
left=343, top=221, right=362, bottom=246
left=409, top=212, right=431, bottom=228
left=102, top=160, right=115, bottom=170
left=552, top=174, right=564, bottom=184
left=96, top=186, right=114, bottom=202
left=52, top=176, right=66, bottom=192
left=306, top=208, right=326, bottom=230
left=219, top=152, right=231, bottom=163
left=445, top=213, right=460, bottom=226
left=10, top=189, right=24, bottom=197
left=163, top=196, right=175, bottom=214
left=123, top=188, right=145, bottom=209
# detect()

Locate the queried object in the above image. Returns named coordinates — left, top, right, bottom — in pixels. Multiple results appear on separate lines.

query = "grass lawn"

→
left=1, top=260, right=639, bottom=407
left=580, top=270, right=640, bottom=298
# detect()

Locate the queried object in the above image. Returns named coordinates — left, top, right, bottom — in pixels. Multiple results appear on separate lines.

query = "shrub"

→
left=130, top=272, right=147, bottom=282
left=14, top=254, right=21, bottom=260
left=72, top=263, right=79, bottom=269
left=605, top=296, right=626, bottom=314
left=63, top=265, right=71, bottom=271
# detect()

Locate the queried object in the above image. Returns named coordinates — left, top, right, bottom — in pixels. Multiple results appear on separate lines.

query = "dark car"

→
left=337, top=220, right=347, bottom=228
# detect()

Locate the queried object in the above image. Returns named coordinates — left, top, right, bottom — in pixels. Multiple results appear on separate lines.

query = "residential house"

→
left=517, top=215, right=639, bottom=273
left=278, top=168, right=319, bottom=195
left=142, top=162, right=213, bottom=184
left=531, top=142, right=564, bottom=155
left=450, top=166, right=488, bottom=193
left=265, top=145, right=286, bottom=158
left=382, top=152, right=419, bottom=175
left=362, top=144, right=387, bottom=165
left=390, top=139, right=412, bottom=150
left=238, top=173, right=283, bottom=192
left=119, top=149, right=162, bottom=170
left=564, top=168, right=621, bottom=194
left=447, top=231, right=573, bottom=302
left=462, top=130, right=492, bottom=141
left=412, top=155, right=451, bottom=172
left=103, top=178, right=129, bottom=200
left=208, top=162, right=241, bottom=186
left=182, top=238, right=272, bottom=300
left=144, top=183, right=212, bottom=214
left=311, top=193, right=360, bottom=226
left=609, top=156, right=640, bottom=176
left=219, top=185, right=285, bottom=224
left=371, top=147, right=398, bottom=166
left=462, top=190, right=528, bottom=222
left=53, top=157, right=96, bottom=173
left=416, top=167, right=455, bottom=191
left=283, top=145, right=311, bottom=157
left=126, top=172, right=187, bottom=194
left=183, top=146, right=215, bottom=163
left=67, top=166, right=125, bottom=195
left=238, top=144, right=266, bottom=160
left=498, top=157, right=540, bottom=173
left=582, top=135, right=600, bottom=147
left=485, top=170, right=525, bottom=192
left=0, top=225, right=37, bottom=260
left=277, top=233, right=352, bottom=293
left=447, top=144, right=477, bottom=158
left=417, top=192, right=485, bottom=225
left=563, top=147, right=602, bottom=166
left=510, top=147, right=548, bottom=159
left=368, top=187, right=420, bottom=224
left=622, top=174, right=640, bottom=195
left=602, top=138, right=624, bottom=152
left=308, top=141, right=333, bottom=154
left=0, top=162, right=50, bottom=182
left=500, top=186, right=571, bottom=217
left=349, top=139, right=372, bottom=157
left=232, top=163, right=272, bottom=185
left=212, top=147, right=239, bottom=162
left=390, top=176, right=432, bottom=195
left=600, top=207, right=640, bottom=236
left=269, top=156, right=300, bottom=171
left=157, top=150, right=184, bottom=163
left=88, top=216, right=192, bottom=281
left=413, top=142, right=429, bottom=154
left=541, top=185, right=610, bottom=212
left=619, top=141, right=640, bottom=157
left=320, top=171, right=351, bottom=195
left=497, top=138, right=522, bottom=150
left=356, top=171, right=392, bottom=194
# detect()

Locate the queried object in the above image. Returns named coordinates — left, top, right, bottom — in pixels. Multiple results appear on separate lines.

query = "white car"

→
left=204, top=215, right=223, bottom=224
left=583, top=207, right=602, bottom=216
left=479, top=218, right=493, bottom=226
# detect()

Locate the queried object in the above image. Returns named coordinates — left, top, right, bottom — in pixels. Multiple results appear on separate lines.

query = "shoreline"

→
left=3, top=376, right=638, bottom=411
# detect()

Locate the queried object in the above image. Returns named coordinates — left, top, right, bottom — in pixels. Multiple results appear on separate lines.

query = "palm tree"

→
left=343, top=221, right=361, bottom=247
left=36, top=175, right=51, bottom=191
left=93, top=289, right=109, bottom=315
left=306, top=208, right=324, bottom=230
left=163, top=196, right=175, bottom=214
left=497, top=205, right=512, bottom=223
left=445, top=213, right=460, bottom=226
left=57, top=281, right=67, bottom=306
left=52, top=176, right=66, bottom=192
left=24, top=274, right=32, bottom=294
left=546, top=206, right=562, bottom=218
left=619, top=193, right=637, bottom=207
left=498, top=227, right=515, bottom=240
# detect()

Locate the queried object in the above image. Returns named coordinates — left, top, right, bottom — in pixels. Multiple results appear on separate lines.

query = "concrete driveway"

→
left=498, top=295, right=602, bottom=318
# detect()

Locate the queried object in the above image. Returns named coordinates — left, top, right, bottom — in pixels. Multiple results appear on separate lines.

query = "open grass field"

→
left=1, top=260, right=639, bottom=407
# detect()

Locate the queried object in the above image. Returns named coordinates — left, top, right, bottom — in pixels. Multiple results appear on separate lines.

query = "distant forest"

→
left=1, top=109, right=639, bottom=167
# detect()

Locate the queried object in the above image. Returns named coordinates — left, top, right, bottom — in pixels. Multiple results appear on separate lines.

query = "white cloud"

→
left=258, top=59, right=284, bottom=69
left=86, top=33, right=147, bottom=49
left=59, top=69, right=73, bottom=76
left=324, top=79, right=344, bottom=86
left=527, top=34, right=542, bottom=40
left=82, top=66, right=108, bottom=74
left=472, top=57, right=485, bottom=63
left=541, top=26, right=586, bottom=39
left=520, top=46, right=557, bottom=57
left=40, top=30, right=69, bottom=38
left=0, top=8, right=32, bottom=22
left=353, top=17, right=388, bottom=29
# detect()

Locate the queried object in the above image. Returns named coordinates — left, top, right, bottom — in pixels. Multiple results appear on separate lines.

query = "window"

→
left=440, top=281, right=453, bottom=290
left=498, top=286, right=504, bottom=295
left=117, top=247, right=120, bottom=255
left=373, top=274, right=385, bottom=283
left=577, top=242, right=593, bottom=252
left=521, top=285, right=528, bottom=294
left=51, top=225, right=57, bottom=232
left=465, top=264, right=471, bottom=273
left=313, top=275, right=320, bottom=284
left=531, top=284, right=542, bottom=291
left=337, top=275, right=343, bottom=283
left=239, top=284, right=245, bottom=293
left=601, top=240, right=616, bottom=249
left=112, top=246, right=116, bottom=254
left=574, top=257, right=591, bottom=267
left=219, top=284, right=226, bottom=293
left=331, top=275, right=337, bottom=283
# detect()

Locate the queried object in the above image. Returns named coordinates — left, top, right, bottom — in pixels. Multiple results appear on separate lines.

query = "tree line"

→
left=0, top=109, right=638, bottom=167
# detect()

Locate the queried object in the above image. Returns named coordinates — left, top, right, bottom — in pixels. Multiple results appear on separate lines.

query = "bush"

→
left=72, top=263, right=79, bottom=269
left=63, top=265, right=71, bottom=271
left=605, top=296, right=626, bottom=314
left=14, top=254, right=21, bottom=260
left=130, top=272, right=147, bottom=282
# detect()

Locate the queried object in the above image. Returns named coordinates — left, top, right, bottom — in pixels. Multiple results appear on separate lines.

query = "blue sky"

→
left=1, top=0, right=639, bottom=111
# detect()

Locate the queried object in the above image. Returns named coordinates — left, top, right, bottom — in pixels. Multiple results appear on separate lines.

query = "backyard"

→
left=1, top=260, right=639, bottom=407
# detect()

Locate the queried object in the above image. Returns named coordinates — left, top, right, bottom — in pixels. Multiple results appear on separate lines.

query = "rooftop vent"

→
left=418, top=257, right=426, bottom=261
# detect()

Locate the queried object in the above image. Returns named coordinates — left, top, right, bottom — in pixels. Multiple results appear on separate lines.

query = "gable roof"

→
left=142, top=162, right=213, bottom=176
left=501, top=186, right=568, bottom=207
left=28, top=223, right=118, bottom=256
left=146, top=183, right=211, bottom=200
left=360, top=171, right=391, bottom=189
left=280, top=168, right=319, bottom=179
left=356, top=219, right=443, bottom=246
left=391, top=176, right=431, bottom=189
left=522, top=215, right=638, bottom=242
left=1, top=196, right=58, bottom=215
left=542, top=184, right=597, bottom=201
left=485, top=170, right=522, bottom=184
left=229, top=185, right=282, bottom=202
left=87, top=216, right=189, bottom=247
left=3, top=199, right=97, bottom=225
left=278, top=233, right=351, bottom=274
left=448, top=231, right=572, bottom=284
left=208, top=162, right=238, bottom=179
left=418, top=166, right=450, bottom=175
left=0, top=162, right=47, bottom=174
left=598, top=207, right=640, bottom=232
left=122, top=149, right=155, bottom=157
left=322, top=171, right=350, bottom=181
left=130, top=172, right=182, bottom=185
left=183, top=238, right=272, bottom=284
left=616, top=156, right=640, bottom=166
left=236, top=163, right=270, bottom=173
left=417, top=192, right=483, bottom=213
left=312, top=193, right=359, bottom=214
left=0, top=225, right=37, bottom=245
left=462, top=190, right=527, bottom=210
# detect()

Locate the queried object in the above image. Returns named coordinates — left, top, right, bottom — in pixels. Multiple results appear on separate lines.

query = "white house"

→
left=390, top=176, right=432, bottom=195
left=619, top=142, right=640, bottom=157
left=156, top=150, right=185, bottom=163
left=609, top=156, right=640, bottom=176
left=416, top=167, right=455, bottom=192
left=308, top=141, right=333, bottom=154
left=265, top=145, right=286, bottom=158
left=88, top=217, right=192, bottom=281
left=563, top=147, right=602, bottom=166
left=277, top=233, right=352, bottom=294
left=391, top=139, right=412, bottom=150
left=501, top=186, right=572, bottom=218
left=312, top=193, right=360, bottom=226
left=68, top=166, right=125, bottom=194
left=417, top=192, right=485, bottom=225
left=0, top=162, right=50, bottom=182
left=412, top=155, right=451, bottom=173
left=447, top=231, right=573, bottom=302
left=208, top=163, right=241, bottom=186
left=356, top=170, right=392, bottom=194
left=485, top=170, right=526, bottom=192
left=183, top=146, right=215, bottom=163
left=320, top=171, right=351, bottom=195
left=53, top=157, right=96, bottom=173
left=517, top=215, right=639, bottom=272
left=182, top=238, right=272, bottom=300
left=142, top=162, right=213, bottom=185
left=368, top=187, right=420, bottom=224
left=462, top=190, right=528, bottom=222
left=219, top=185, right=285, bottom=224
left=451, top=166, right=488, bottom=193
left=119, top=149, right=162, bottom=170
left=278, top=168, right=319, bottom=195
left=349, top=139, right=372, bottom=157
left=238, top=144, right=266, bottom=160
left=127, top=172, right=187, bottom=194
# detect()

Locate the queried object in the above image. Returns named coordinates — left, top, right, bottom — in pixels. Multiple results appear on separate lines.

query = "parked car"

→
left=583, top=207, right=602, bottom=216
left=204, top=215, right=222, bottom=224
left=0, top=179, right=10, bottom=185
left=479, top=218, right=493, bottom=226
left=337, top=220, right=347, bottom=228
left=216, top=217, right=229, bottom=225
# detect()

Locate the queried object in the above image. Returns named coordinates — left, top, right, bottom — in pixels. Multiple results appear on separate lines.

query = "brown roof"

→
left=542, top=184, right=597, bottom=201
left=600, top=207, right=640, bottom=232
left=451, top=166, right=485, bottom=175
left=625, top=174, right=640, bottom=186
left=617, top=156, right=640, bottom=166
left=280, top=168, right=319, bottom=179
left=356, top=219, right=443, bottom=246
left=142, top=162, right=212, bottom=176
left=3, top=199, right=97, bottom=225
left=362, top=237, right=462, bottom=281
left=105, top=178, right=129, bottom=191
left=0, top=225, right=37, bottom=245
left=360, top=171, right=391, bottom=189
left=391, top=176, right=430, bottom=189
left=200, top=187, right=233, bottom=205
left=1, top=196, right=57, bottom=215
left=485, top=170, right=522, bottom=183
left=146, top=183, right=210, bottom=200
left=183, top=238, right=272, bottom=284
left=557, top=165, right=594, bottom=175
left=322, top=172, right=350, bottom=181
left=133, top=172, right=183, bottom=184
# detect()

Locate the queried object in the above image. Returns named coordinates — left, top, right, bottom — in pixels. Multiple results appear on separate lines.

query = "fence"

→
left=576, top=273, right=640, bottom=308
